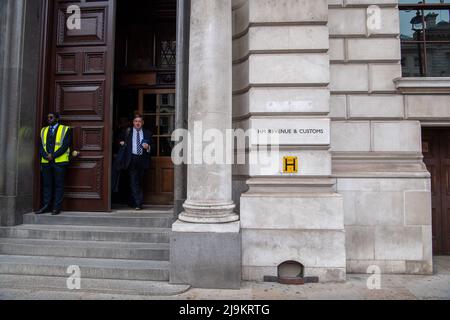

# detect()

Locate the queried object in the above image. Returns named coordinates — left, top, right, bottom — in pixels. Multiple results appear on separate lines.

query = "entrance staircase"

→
left=0, top=207, right=190, bottom=296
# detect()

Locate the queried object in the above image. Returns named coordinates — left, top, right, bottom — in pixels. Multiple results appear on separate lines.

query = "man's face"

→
left=133, top=117, right=144, bottom=130
left=47, top=114, right=58, bottom=126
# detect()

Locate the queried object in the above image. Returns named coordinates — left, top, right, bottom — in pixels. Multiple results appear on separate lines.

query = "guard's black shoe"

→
left=52, top=209, right=61, bottom=216
left=36, top=206, right=50, bottom=215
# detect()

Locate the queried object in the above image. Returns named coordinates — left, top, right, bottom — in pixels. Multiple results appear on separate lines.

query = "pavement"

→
left=0, top=257, right=449, bottom=300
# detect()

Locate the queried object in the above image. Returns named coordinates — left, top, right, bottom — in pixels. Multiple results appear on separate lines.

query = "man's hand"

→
left=46, top=154, right=54, bottom=162
left=142, top=143, right=150, bottom=151
left=120, top=141, right=125, bottom=146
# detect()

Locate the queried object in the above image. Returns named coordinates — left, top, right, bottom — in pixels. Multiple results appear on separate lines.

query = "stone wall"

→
left=329, top=0, right=432, bottom=274
left=338, top=178, right=432, bottom=274
left=404, top=92, right=450, bottom=121
left=233, top=0, right=434, bottom=279
left=233, top=0, right=347, bottom=282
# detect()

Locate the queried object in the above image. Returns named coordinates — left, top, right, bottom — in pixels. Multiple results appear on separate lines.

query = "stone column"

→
left=174, top=0, right=190, bottom=219
left=0, top=0, right=43, bottom=226
left=178, top=0, right=239, bottom=224
left=170, top=0, right=241, bottom=289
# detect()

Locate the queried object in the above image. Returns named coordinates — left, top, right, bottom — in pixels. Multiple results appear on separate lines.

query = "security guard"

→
left=36, top=112, right=72, bottom=216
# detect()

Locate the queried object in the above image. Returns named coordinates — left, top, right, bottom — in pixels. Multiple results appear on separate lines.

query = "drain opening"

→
left=263, top=261, right=319, bottom=285
left=278, top=261, right=305, bottom=285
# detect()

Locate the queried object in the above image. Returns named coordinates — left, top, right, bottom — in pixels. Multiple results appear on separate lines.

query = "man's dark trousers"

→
left=41, top=163, right=67, bottom=210
left=129, top=154, right=145, bottom=208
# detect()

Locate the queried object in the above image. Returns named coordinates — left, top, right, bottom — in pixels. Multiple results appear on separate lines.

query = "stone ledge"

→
left=243, top=178, right=337, bottom=194
left=246, top=177, right=337, bottom=186
left=332, top=151, right=430, bottom=178
left=395, top=77, right=450, bottom=94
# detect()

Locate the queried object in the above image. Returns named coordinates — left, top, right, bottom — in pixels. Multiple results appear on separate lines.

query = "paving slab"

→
left=1, top=257, right=449, bottom=300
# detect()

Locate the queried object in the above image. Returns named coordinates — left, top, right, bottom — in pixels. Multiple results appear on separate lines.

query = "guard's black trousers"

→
left=41, top=163, right=67, bottom=210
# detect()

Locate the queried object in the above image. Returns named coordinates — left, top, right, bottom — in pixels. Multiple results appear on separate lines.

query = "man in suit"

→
left=37, top=112, right=72, bottom=215
left=120, top=114, right=153, bottom=210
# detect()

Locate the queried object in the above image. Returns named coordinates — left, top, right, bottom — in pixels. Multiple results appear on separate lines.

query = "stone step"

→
left=0, top=274, right=189, bottom=297
left=0, top=225, right=171, bottom=244
left=0, top=238, right=170, bottom=261
left=0, top=255, right=170, bottom=281
left=24, top=212, right=174, bottom=228
left=112, top=206, right=174, bottom=214
left=113, top=208, right=174, bottom=215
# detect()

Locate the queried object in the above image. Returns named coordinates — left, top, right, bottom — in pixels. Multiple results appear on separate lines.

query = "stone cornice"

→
left=244, top=177, right=337, bottom=194
left=395, top=77, right=450, bottom=94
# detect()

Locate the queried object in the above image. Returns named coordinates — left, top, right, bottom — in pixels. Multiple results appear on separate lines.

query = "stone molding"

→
left=244, top=177, right=337, bottom=194
left=332, top=151, right=430, bottom=178
left=395, top=77, right=450, bottom=94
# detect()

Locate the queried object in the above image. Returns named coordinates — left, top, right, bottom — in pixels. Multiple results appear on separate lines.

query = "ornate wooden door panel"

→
left=48, top=0, right=115, bottom=211
left=423, top=128, right=450, bottom=255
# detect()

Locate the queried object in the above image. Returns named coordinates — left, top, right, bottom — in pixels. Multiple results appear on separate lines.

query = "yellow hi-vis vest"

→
left=41, top=125, right=71, bottom=164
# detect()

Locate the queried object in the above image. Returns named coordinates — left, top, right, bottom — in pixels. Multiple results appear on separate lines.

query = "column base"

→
left=170, top=220, right=242, bottom=289
left=0, top=195, right=30, bottom=226
left=179, top=200, right=239, bottom=223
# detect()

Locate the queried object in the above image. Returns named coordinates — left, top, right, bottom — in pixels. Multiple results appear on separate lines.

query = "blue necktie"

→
left=136, top=130, right=143, bottom=155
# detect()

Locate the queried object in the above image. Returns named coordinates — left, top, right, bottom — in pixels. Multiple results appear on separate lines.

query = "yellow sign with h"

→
left=283, top=156, right=298, bottom=174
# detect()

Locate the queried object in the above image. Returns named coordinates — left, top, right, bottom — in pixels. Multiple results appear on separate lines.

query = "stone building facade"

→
left=232, top=0, right=433, bottom=283
left=0, top=0, right=446, bottom=289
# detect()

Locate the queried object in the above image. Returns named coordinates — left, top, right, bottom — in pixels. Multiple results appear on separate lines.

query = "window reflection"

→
left=427, top=43, right=450, bottom=76
left=400, top=1, right=450, bottom=76
left=141, top=92, right=176, bottom=157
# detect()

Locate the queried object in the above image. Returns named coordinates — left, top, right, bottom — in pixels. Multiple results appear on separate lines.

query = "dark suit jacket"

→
left=121, top=127, right=154, bottom=170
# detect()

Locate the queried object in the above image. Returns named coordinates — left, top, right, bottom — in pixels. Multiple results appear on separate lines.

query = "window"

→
left=159, top=40, right=176, bottom=68
left=400, top=0, right=450, bottom=77
left=140, top=91, right=176, bottom=157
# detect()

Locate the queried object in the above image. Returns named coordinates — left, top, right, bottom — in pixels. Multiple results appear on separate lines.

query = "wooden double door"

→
left=423, top=128, right=450, bottom=255
left=40, top=0, right=175, bottom=211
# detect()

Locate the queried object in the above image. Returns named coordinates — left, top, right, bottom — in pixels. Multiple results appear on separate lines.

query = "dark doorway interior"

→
left=112, top=0, right=177, bottom=207
left=422, top=128, right=450, bottom=255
